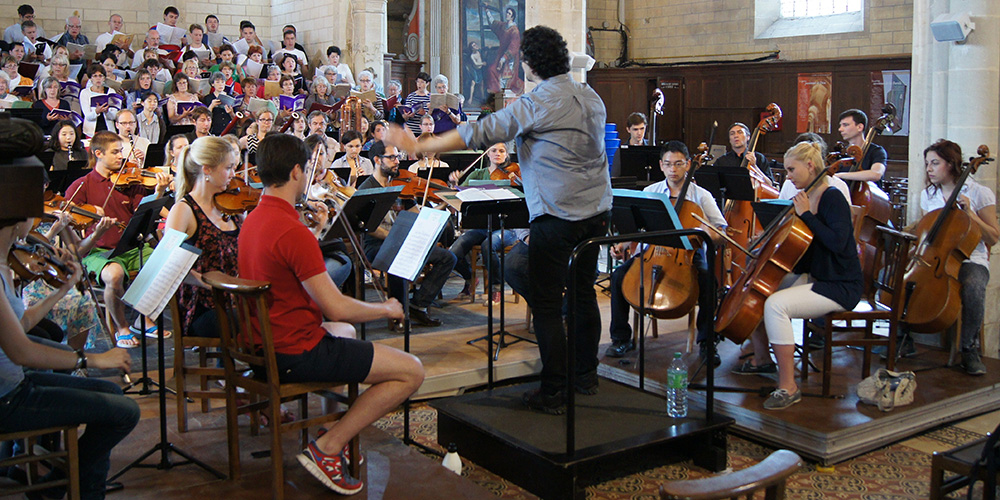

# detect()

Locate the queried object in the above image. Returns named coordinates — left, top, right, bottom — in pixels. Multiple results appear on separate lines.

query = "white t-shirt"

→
left=920, top=179, right=995, bottom=268
left=637, top=180, right=727, bottom=252
left=778, top=176, right=851, bottom=204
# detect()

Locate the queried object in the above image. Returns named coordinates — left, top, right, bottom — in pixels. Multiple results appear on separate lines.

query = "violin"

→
left=8, top=232, right=82, bottom=292
left=620, top=143, right=711, bottom=320
left=718, top=105, right=781, bottom=288
left=490, top=162, right=521, bottom=185
left=390, top=169, right=450, bottom=204
left=113, top=164, right=169, bottom=189
left=213, top=177, right=262, bottom=216
left=714, top=159, right=841, bottom=343
left=900, top=145, right=992, bottom=333
left=42, top=191, right=126, bottom=231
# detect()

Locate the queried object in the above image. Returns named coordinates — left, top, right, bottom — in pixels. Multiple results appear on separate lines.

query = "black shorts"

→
left=271, top=336, right=375, bottom=385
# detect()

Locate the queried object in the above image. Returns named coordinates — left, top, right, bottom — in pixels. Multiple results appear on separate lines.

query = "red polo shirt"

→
left=65, top=169, right=148, bottom=249
left=238, top=195, right=327, bottom=354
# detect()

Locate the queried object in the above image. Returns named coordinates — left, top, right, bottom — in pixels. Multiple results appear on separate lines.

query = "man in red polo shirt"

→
left=238, top=133, right=423, bottom=495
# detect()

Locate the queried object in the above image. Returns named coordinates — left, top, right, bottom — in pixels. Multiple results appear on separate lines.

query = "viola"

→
left=718, top=104, right=781, bottom=289
left=714, top=161, right=841, bottom=343
left=213, top=177, right=262, bottom=216
left=8, top=232, right=81, bottom=292
left=900, top=145, right=992, bottom=333
left=490, top=162, right=522, bottom=185
left=390, top=169, right=450, bottom=204
left=42, top=191, right=126, bottom=231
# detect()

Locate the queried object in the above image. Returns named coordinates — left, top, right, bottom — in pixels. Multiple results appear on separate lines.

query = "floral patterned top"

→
left=176, top=195, right=240, bottom=335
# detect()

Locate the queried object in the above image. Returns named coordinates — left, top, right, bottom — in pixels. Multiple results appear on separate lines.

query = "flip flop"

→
left=116, top=332, right=139, bottom=349
left=130, top=324, right=173, bottom=339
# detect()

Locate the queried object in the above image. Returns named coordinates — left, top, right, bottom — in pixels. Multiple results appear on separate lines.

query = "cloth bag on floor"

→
left=856, top=368, right=916, bottom=412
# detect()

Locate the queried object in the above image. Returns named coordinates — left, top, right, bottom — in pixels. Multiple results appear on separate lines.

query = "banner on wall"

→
left=796, top=73, right=833, bottom=134
left=871, top=70, right=910, bottom=136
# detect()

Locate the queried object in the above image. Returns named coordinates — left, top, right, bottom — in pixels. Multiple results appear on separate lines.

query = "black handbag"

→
left=0, top=112, right=44, bottom=158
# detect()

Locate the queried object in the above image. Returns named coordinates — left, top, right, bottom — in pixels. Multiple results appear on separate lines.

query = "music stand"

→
left=461, top=196, right=532, bottom=384
left=752, top=200, right=792, bottom=228
left=694, top=167, right=756, bottom=212
left=323, top=186, right=403, bottom=340
left=112, top=196, right=174, bottom=396
left=46, top=160, right=88, bottom=194
left=610, top=189, right=689, bottom=390
left=617, top=146, right=664, bottom=184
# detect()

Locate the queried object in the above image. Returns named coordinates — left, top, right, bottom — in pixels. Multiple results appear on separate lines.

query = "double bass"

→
left=900, top=145, right=993, bottom=333
left=718, top=104, right=782, bottom=288
left=620, top=143, right=711, bottom=320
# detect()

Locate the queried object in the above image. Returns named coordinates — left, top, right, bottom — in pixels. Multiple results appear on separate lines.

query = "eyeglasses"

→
left=118, top=121, right=136, bottom=125
left=662, top=161, right=688, bottom=168
left=68, top=25, right=81, bottom=28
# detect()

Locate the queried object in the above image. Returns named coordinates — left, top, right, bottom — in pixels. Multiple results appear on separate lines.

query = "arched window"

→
left=756, top=0, right=865, bottom=39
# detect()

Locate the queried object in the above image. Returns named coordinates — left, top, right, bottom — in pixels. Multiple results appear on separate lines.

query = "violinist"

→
left=733, top=141, right=862, bottom=410
left=65, top=131, right=171, bottom=348
left=447, top=142, right=518, bottom=302
left=165, top=134, right=190, bottom=174
left=163, top=136, right=240, bottom=338
left=239, top=134, right=420, bottom=495
left=304, top=133, right=353, bottom=289
left=359, top=141, right=457, bottom=327
left=387, top=26, right=611, bottom=414
left=714, top=122, right=773, bottom=181
left=833, top=109, right=887, bottom=184
left=331, top=130, right=372, bottom=186
left=910, top=140, right=998, bottom=375
left=407, top=134, right=451, bottom=174
left=606, top=141, right=726, bottom=363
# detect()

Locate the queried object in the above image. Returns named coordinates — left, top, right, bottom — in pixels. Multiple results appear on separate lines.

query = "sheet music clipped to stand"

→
left=122, top=228, right=202, bottom=321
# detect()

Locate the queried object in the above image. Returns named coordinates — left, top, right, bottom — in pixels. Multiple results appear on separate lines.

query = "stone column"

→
left=427, top=0, right=441, bottom=76
left=351, top=0, right=389, bottom=87
left=440, top=0, right=460, bottom=84
left=909, top=0, right=1000, bottom=355
left=526, top=0, right=588, bottom=84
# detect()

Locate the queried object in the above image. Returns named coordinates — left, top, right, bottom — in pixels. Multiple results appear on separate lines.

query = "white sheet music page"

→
left=122, top=228, right=202, bottom=320
left=388, top=207, right=450, bottom=282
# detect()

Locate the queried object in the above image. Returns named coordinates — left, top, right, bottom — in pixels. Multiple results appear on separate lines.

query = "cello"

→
left=620, top=143, right=710, bottom=320
left=900, top=145, right=992, bottom=333
left=718, top=104, right=781, bottom=288
left=714, top=156, right=840, bottom=343
left=838, top=104, right=896, bottom=298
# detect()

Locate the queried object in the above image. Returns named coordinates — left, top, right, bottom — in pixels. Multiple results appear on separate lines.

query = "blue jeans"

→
left=960, top=262, right=989, bottom=351
left=529, top=212, right=609, bottom=394
left=503, top=241, right=530, bottom=305
left=448, top=229, right=489, bottom=281
left=366, top=242, right=457, bottom=309
left=0, top=372, right=140, bottom=499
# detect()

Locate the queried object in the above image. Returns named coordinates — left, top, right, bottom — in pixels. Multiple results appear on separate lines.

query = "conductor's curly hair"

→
left=520, top=26, right=570, bottom=80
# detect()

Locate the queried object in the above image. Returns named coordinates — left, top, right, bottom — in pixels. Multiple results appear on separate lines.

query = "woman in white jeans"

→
left=732, top=141, right=863, bottom=410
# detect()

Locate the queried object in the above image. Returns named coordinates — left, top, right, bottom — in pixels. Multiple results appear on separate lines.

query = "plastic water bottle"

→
left=442, top=442, right=462, bottom=474
left=667, top=352, right=688, bottom=417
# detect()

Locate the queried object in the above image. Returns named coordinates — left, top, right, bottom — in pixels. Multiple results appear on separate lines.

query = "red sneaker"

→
left=316, top=428, right=364, bottom=465
left=296, top=440, right=363, bottom=495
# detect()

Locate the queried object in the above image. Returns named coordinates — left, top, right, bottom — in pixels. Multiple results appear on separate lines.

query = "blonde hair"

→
left=784, top=141, right=824, bottom=177
left=174, top=136, right=236, bottom=200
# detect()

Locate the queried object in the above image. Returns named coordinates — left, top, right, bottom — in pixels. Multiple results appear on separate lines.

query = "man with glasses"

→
left=115, top=109, right=150, bottom=165
left=56, top=16, right=89, bottom=63
left=358, top=141, right=457, bottom=327
left=605, top=141, right=727, bottom=365
left=3, top=4, right=45, bottom=44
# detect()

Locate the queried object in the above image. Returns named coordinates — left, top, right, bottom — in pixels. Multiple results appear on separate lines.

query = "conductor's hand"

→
left=382, top=297, right=405, bottom=320
left=91, top=349, right=132, bottom=372
left=384, top=124, right=418, bottom=155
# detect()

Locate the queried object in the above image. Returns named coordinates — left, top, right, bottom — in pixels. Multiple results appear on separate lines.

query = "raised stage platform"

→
left=432, top=381, right=733, bottom=500
left=599, top=325, right=1000, bottom=465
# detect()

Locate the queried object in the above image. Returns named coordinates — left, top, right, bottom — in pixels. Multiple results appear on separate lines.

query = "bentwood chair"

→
left=203, top=271, right=359, bottom=500
left=0, top=426, right=79, bottom=500
left=168, top=294, right=227, bottom=433
left=801, top=226, right=917, bottom=396
left=659, top=449, right=802, bottom=499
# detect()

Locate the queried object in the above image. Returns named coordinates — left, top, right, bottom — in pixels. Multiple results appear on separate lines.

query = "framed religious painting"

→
left=460, top=0, right=526, bottom=111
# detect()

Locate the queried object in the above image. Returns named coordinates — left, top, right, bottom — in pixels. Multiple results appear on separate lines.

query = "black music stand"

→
left=111, top=196, right=173, bottom=396
left=371, top=209, right=450, bottom=457
left=45, top=161, right=88, bottom=194
left=323, top=186, right=403, bottom=340
left=694, top=167, right=756, bottom=213
left=610, top=190, right=689, bottom=390
left=618, top=146, right=664, bottom=185
left=461, top=196, right=533, bottom=380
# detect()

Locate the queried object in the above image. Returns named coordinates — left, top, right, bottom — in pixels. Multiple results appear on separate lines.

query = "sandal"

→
left=130, top=324, right=173, bottom=339
left=116, top=332, right=140, bottom=348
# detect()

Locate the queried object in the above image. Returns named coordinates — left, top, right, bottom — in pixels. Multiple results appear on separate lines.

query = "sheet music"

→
left=455, top=187, right=521, bottom=202
left=122, top=228, right=202, bottom=320
left=155, top=23, right=187, bottom=46
left=232, top=37, right=250, bottom=55
left=388, top=207, right=450, bottom=282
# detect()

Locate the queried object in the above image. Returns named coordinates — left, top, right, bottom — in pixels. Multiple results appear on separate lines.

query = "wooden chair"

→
left=801, top=226, right=917, bottom=396
left=0, top=426, right=79, bottom=500
left=659, top=449, right=802, bottom=500
left=930, top=421, right=1000, bottom=500
left=168, top=295, right=227, bottom=433
left=202, top=271, right=359, bottom=499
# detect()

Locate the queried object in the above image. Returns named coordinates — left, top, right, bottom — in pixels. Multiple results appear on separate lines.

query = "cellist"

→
left=909, top=140, right=998, bottom=375
left=833, top=109, right=887, bottom=184
left=714, top=122, right=773, bottom=181
left=732, top=141, right=862, bottom=410
left=605, top=141, right=726, bottom=364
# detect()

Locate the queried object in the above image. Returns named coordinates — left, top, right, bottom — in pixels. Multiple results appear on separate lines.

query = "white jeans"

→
left=763, top=274, right=845, bottom=345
